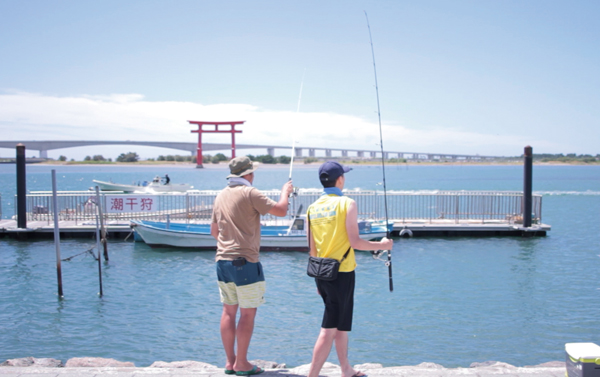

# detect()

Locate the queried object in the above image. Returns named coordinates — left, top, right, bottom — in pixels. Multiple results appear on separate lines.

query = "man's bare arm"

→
left=268, top=180, right=294, bottom=217
left=345, top=201, right=393, bottom=251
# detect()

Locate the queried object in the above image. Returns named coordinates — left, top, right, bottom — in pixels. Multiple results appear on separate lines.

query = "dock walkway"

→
left=0, top=218, right=550, bottom=239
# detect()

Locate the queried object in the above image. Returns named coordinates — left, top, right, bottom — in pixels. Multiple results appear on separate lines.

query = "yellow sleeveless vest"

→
left=307, top=194, right=356, bottom=272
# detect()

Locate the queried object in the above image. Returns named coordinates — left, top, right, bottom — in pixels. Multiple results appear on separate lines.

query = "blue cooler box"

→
left=566, top=343, right=600, bottom=377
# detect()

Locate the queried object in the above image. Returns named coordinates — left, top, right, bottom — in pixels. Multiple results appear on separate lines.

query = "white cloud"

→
left=0, top=91, right=556, bottom=159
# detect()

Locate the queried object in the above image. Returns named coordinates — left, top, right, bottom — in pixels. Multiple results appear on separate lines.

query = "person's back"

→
left=307, top=193, right=356, bottom=272
left=210, top=156, right=293, bottom=376
left=213, top=184, right=273, bottom=263
left=306, top=161, right=392, bottom=377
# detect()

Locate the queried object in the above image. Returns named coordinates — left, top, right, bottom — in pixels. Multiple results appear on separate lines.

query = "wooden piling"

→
left=16, top=144, right=27, bottom=229
left=523, top=146, right=533, bottom=229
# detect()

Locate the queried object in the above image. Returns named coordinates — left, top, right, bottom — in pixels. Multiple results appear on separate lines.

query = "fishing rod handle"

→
left=388, top=264, right=394, bottom=292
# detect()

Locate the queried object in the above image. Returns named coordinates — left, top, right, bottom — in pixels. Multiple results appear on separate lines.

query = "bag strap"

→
left=339, top=247, right=351, bottom=263
left=306, top=212, right=312, bottom=252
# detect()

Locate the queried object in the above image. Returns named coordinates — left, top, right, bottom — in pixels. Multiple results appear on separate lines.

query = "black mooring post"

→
left=16, top=144, right=27, bottom=229
left=523, top=146, right=533, bottom=228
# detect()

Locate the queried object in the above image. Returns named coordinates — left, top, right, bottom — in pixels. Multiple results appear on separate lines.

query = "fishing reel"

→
left=289, top=186, right=299, bottom=198
left=371, top=250, right=391, bottom=267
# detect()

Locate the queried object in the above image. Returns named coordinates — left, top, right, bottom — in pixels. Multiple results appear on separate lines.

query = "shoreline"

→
left=21, top=160, right=600, bottom=167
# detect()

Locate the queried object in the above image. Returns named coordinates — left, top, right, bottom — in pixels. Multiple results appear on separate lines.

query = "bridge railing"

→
left=19, top=190, right=542, bottom=226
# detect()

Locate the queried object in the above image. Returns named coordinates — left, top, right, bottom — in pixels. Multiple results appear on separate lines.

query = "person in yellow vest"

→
left=306, top=161, right=393, bottom=377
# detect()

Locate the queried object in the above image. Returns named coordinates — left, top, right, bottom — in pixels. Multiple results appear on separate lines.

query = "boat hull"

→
left=131, top=220, right=390, bottom=252
left=92, top=180, right=142, bottom=193
left=93, top=179, right=193, bottom=193
left=145, top=183, right=193, bottom=193
left=132, top=223, right=217, bottom=249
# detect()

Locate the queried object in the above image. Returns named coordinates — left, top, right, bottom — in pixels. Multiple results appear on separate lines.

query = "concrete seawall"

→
left=1, top=357, right=567, bottom=376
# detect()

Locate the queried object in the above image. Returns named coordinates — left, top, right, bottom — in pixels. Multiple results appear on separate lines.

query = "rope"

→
left=124, top=230, right=135, bottom=242
left=62, top=246, right=98, bottom=261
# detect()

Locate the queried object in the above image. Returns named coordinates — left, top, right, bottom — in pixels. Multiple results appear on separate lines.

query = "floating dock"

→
left=1, top=187, right=550, bottom=240
left=0, top=218, right=550, bottom=239
left=391, top=219, right=549, bottom=237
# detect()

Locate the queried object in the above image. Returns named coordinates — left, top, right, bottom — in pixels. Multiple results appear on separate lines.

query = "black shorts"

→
left=315, top=271, right=355, bottom=331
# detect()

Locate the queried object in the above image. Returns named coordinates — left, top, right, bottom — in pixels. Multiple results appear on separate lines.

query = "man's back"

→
left=212, top=184, right=275, bottom=263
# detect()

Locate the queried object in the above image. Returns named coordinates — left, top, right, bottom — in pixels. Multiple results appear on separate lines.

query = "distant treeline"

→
left=53, top=152, right=292, bottom=164
left=46, top=152, right=598, bottom=164
left=530, top=153, right=599, bottom=163
left=154, top=153, right=293, bottom=164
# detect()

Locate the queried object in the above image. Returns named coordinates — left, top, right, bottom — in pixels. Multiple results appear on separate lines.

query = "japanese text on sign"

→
left=106, top=196, right=156, bottom=213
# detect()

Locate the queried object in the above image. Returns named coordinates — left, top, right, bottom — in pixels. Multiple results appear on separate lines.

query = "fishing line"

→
left=289, top=69, right=306, bottom=182
left=365, top=11, right=393, bottom=292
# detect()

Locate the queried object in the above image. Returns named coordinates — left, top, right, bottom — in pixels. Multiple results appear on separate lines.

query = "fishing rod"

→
left=365, top=11, right=393, bottom=292
left=289, top=69, right=305, bottom=182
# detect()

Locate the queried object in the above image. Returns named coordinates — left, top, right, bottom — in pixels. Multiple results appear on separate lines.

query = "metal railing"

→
left=292, top=190, right=541, bottom=225
left=387, top=190, right=542, bottom=224
left=19, top=190, right=542, bottom=226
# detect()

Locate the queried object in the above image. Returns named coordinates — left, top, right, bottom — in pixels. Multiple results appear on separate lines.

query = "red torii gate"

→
left=189, top=120, right=245, bottom=168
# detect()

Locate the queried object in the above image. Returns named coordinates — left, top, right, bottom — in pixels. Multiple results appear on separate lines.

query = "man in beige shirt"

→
left=211, top=156, right=293, bottom=376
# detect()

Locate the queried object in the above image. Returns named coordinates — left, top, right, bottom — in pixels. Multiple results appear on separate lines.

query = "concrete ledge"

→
left=0, top=361, right=567, bottom=377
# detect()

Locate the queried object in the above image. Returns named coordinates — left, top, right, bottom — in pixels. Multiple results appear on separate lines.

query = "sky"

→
left=0, top=0, right=598, bottom=160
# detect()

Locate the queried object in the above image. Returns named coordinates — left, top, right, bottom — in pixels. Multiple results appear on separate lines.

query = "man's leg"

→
left=308, top=328, right=337, bottom=377
left=232, top=307, right=257, bottom=372
left=220, top=304, right=238, bottom=371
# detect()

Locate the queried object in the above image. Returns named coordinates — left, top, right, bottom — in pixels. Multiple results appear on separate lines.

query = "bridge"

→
left=0, top=140, right=502, bottom=161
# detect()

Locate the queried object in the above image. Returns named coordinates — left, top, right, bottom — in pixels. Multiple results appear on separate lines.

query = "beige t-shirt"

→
left=211, top=184, right=277, bottom=263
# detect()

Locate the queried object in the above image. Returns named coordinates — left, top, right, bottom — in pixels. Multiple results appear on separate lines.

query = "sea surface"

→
left=1, top=163, right=599, bottom=368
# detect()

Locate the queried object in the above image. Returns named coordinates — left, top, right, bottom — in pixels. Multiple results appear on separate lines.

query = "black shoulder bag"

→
left=307, top=247, right=351, bottom=281
left=306, top=209, right=351, bottom=281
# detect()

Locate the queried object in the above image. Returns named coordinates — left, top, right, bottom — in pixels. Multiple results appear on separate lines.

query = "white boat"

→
left=130, top=217, right=392, bottom=251
left=93, top=176, right=193, bottom=193
left=145, top=176, right=193, bottom=193
left=92, top=180, right=145, bottom=193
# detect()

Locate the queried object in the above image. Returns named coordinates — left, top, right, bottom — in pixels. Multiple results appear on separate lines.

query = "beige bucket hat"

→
left=227, top=156, right=259, bottom=178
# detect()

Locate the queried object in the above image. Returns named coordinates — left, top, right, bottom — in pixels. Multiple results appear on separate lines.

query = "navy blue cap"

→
left=318, top=161, right=352, bottom=182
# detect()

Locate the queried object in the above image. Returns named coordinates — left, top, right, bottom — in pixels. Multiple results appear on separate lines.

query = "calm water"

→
left=1, top=163, right=599, bottom=367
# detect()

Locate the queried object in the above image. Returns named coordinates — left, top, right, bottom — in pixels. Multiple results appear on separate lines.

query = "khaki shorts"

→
left=218, top=280, right=266, bottom=308
left=216, top=260, right=266, bottom=308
